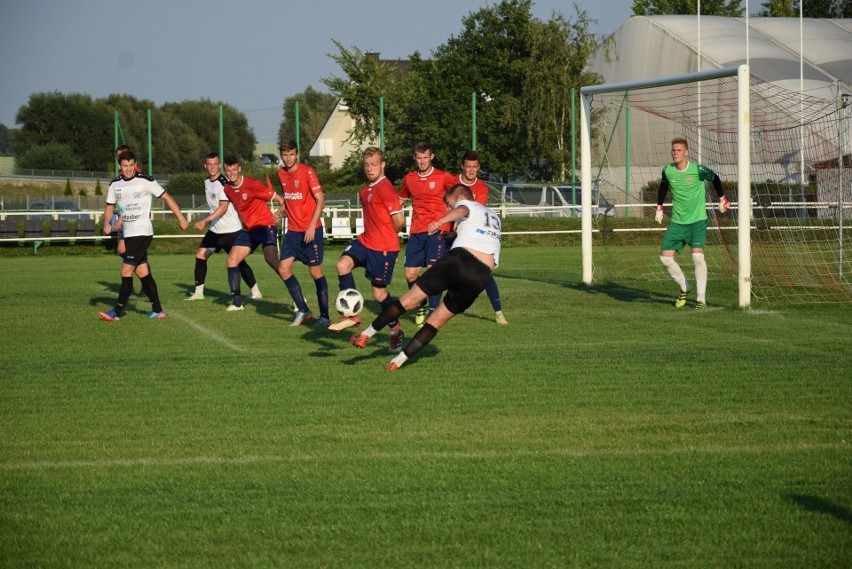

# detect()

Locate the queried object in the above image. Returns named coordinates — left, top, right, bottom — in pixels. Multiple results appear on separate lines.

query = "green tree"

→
left=757, top=0, right=851, bottom=17
left=278, top=86, right=337, bottom=167
left=17, top=143, right=82, bottom=171
left=632, top=0, right=745, bottom=16
left=162, top=100, right=256, bottom=162
left=0, top=123, right=12, bottom=154
left=322, top=42, right=397, bottom=149
left=14, top=92, right=113, bottom=170
left=523, top=10, right=604, bottom=181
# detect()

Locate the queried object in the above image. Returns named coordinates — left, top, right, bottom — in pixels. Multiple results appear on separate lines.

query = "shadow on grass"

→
left=785, top=494, right=852, bottom=525
left=497, top=272, right=672, bottom=305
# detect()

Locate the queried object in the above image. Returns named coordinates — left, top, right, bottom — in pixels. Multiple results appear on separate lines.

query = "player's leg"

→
left=99, top=259, right=135, bottom=320
left=306, top=227, right=330, bottom=324
left=188, top=243, right=214, bottom=300
left=328, top=244, right=362, bottom=331
left=226, top=242, right=252, bottom=310
left=659, top=225, right=689, bottom=307
left=689, top=221, right=709, bottom=308
left=485, top=275, right=508, bottom=324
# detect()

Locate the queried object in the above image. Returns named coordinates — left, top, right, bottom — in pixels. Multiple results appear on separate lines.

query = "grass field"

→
left=1, top=246, right=850, bottom=567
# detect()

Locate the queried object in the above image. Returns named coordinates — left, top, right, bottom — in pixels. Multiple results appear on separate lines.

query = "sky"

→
left=0, top=0, right=635, bottom=143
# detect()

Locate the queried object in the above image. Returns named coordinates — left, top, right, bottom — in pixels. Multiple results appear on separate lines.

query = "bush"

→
left=94, top=178, right=102, bottom=196
left=64, top=176, right=73, bottom=196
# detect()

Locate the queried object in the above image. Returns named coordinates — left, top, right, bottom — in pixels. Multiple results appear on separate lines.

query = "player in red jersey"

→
left=221, top=155, right=286, bottom=312
left=398, top=142, right=454, bottom=327
left=275, top=140, right=330, bottom=327
left=328, top=147, right=406, bottom=352
left=452, top=150, right=508, bottom=325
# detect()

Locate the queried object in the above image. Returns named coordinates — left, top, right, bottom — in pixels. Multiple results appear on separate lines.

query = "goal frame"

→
left=580, top=64, right=752, bottom=307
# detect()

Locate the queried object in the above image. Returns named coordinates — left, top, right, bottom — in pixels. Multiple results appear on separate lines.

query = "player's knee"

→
left=691, top=252, right=706, bottom=268
left=660, top=255, right=676, bottom=267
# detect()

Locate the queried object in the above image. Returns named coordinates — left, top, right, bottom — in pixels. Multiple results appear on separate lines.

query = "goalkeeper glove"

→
left=654, top=205, right=664, bottom=224
left=718, top=196, right=731, bottom=213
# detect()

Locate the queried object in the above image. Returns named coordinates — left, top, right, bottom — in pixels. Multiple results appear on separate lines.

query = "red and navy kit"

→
left=277, top=164, right=323, bottom=232
left=358, top=176, right=402, bottom=252
left=223, top=176, right=275, bottom=230
left=399, top=167, right=454, bottom=233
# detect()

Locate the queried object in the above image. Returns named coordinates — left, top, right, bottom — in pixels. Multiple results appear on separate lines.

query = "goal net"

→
left=580, top=65, right=851, bottom=306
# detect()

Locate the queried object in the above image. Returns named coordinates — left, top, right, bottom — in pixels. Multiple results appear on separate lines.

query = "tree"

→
left=632, top=0, right=745, bottom=16
left=162, top=100, right=256, bottom=163
left=278, top=86, right=337, bottom=168
left=17, top=142, right=82, bottom=171
left=523, top=10, right=604, bottom=181
left=0, top=123, right=12, bottom=154
left=757, top=0, right=851, bottom=17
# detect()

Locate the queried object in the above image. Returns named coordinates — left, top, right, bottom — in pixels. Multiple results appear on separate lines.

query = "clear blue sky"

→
left=0, top=0, right=636, bottom=139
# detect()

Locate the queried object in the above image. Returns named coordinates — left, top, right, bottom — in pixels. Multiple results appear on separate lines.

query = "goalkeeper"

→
left=654, top=137, right=730, bottom=309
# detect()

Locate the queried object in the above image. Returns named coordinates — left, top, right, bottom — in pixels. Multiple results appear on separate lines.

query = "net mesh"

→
left=587, top=73, right=851, bottom=305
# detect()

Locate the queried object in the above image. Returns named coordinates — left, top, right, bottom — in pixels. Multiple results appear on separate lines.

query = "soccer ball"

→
left=335, top=288, right=364, bottom=317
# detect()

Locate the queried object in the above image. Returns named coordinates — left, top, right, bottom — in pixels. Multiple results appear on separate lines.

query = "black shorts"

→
left=200, top=230, right=240, bottom=253
left=416, top=248, right=491, bottom=315
left=121, top=235, right=153, bottom=267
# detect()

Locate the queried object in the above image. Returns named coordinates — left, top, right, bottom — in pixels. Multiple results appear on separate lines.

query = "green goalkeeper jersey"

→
left=661, top=161, right=717, bottom=225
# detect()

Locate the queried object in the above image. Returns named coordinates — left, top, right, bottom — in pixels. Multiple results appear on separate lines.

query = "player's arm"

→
left=428, top=204, right=469, bottom=234
left=195, top=200, right=229, bottom=231
left=160, top=192, right=189, bottom=231
left=701, top=166, right=729, bottom=212
left=304, top=191, right=325, bottom=243
left=102, top=203, right=115, bottom=235
left=655, top=171, right=670, bottom=224
left=390, top=210, right=406, bottom=234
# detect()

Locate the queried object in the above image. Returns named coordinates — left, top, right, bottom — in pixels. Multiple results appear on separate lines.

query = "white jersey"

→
left=106, top=173, right=165, bottom=238
left=450, top=199, right=502, bottom=267
left=204, top=174, right=243, bottom=234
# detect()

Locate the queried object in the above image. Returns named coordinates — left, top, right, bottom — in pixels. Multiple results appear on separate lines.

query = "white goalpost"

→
left=579, top=64, right=851, bottom=307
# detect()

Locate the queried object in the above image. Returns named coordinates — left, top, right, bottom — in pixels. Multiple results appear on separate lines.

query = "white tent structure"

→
left=590, top=16, right=851, bottom=101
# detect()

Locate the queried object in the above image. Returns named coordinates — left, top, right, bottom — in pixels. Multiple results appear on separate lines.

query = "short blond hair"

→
left=671, top=137, right=689, bottom=149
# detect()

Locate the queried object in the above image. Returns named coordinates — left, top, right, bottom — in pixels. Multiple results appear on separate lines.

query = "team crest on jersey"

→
left=429, top=181, right=436, bottom=189
left=294, top=180, right=300, bottom=188
left=686, top=176, right=693, bottom=184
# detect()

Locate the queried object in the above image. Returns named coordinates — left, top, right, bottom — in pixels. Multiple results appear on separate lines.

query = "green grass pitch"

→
left=1, top=246, right=850, bottom=567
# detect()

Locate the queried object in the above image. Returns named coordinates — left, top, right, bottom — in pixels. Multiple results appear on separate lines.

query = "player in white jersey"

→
left=98, top=150, right=188, bottom=321
left=348, top=183, right=502, bottom=370
left=185, top=152, right=261, bottom=301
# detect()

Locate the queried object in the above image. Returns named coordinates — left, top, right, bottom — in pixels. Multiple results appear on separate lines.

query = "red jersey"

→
left=452, top=174, right=490, bottom=206
left=358, top=176, right=403, bottom=252
left=223, top=175, right=275, bottom=230
left=399, top=167, right=453, bottom=233
left=277, top=164, right=323, bottom=232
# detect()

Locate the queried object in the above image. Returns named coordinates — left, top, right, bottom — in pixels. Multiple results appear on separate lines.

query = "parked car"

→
left=27, top=199, right=86, bottom=220
left=259, top=153, right=282, bottom=167
left=498, top=184, right=615, bottom=217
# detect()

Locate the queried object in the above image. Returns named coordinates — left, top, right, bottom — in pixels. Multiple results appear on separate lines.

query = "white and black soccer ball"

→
left=335, top=288, right=364, bottom=317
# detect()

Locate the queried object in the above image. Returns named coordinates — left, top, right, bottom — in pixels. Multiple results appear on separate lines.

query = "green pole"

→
left=625, top=92, right=631, bottom=217
left=571, top=88, right=576, bottom=187
left=147, top=108, right=153, bottom=174
left=218, top=104, right=224, bottom=166
left=295, top=101, right=301, bottom=155
left=379, top=97, right=385, bottom=151
left=114, top=112, right=119, bottom=176
left=471, top=92, right=477, bottom=151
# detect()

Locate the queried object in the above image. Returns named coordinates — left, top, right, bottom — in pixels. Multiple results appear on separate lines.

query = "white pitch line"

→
left=169, top=311, right=245, bottom=352
left=1, top=442, right=845, bottom=471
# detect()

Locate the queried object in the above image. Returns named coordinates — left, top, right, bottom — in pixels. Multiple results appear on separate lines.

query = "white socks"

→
left=692, top=252, right=707, bottom=303
left=660, top=255, right=688, bottom=291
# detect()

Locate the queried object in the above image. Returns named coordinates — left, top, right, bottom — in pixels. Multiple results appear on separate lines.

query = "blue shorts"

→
left=233, top=226, right=278, bottom=252
left=341, top=239, right=399, bottom=288
left=280, top=226, right=324, bottom=266
left=404, top=231, right=447, bottom=268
